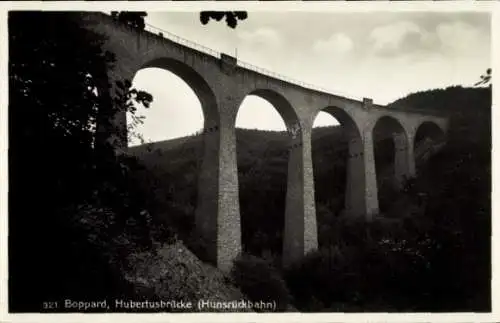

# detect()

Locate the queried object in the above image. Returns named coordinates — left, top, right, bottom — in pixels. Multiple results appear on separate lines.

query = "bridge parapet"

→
left=93, top=12, right=368, bottom=103
left=363, top=98, right=374, bottom=109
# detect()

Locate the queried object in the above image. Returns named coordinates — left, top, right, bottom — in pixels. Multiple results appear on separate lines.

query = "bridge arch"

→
left=129, top=57, right=233, bottom=268
left=372, top=115, right=408, bottom=142
left=311, top=106, right=363, bottom=246
left=235, top=88, right=303, bottom=263
left=140, top=57, right=219, bottom=126
left=414, top=121, right=446, bottom=170
left=372, top=115, right=411, bottom=213
left=236, top=88, right=301, bottom=136
left=312, top=106, right=361, bottom=139
left=415, top=121, right=445, bottom=145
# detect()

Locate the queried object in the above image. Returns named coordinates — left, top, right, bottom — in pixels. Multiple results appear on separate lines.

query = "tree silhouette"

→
left=200, top=11, right=248, bottom=29
left=8, top=11, right=153, bottom=311
left=111, top=11, right=148, bottom=30
left=475, top=68, right=492, bottom=87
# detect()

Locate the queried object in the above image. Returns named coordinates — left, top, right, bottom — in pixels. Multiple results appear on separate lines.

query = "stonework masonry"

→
left=82, top=12, right=450, bottom=271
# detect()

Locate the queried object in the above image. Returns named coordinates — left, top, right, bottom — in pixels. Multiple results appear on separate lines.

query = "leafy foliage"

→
left=388, top=85, right=491, bottom=145
left=131, top=85, right=490, bottom=312
left=286, top=138, right=491, bottom=312
left=111, top=11, right=148, bottom=30
left=200, top=11, right=248, bottom=29
left=8, top=11, right=159, bottom=311
left=129, top=125, right=399, bottom=259
left=285, top=86, right=491, bottom=312
left=475, top=68, right=492, bottom=87
left=231, top=254, right=291, bottom=311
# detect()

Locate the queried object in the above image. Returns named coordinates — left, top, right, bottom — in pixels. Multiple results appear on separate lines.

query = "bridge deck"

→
left=95, top=12, right=448, bottom=118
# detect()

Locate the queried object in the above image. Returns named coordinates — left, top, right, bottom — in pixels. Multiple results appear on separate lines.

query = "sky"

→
left=128, top=11, right=491, bottom=146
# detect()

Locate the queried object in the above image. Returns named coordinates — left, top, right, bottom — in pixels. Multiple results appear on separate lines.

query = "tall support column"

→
left=362, top=130, right=380, bottom=219
left=283, top=126, right=318, bottom=268
left=344, top=130, right=379, bottom=220
left=195, top=99, right=241, bottom=273
left=394, top=132, right=415, bottom=189
left=344, top=136, right=366, bottom=218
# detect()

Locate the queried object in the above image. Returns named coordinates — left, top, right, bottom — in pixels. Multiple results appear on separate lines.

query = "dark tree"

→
left=200, top=11, right=248, bottom=29
left=8, top=11, right=152, bottom=311
left=111, top=11, right=148, bottom=30
left=475, top=68, right=492, bottom=87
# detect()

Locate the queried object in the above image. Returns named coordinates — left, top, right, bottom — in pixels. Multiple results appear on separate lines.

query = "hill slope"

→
left=125, top=85, right=491, bottom=311
left=128, top=126, right=361, bottom=257
left=127, top=112, right=440, bottom=257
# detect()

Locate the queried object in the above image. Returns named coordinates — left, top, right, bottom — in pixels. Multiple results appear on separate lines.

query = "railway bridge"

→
left=83, top=12, right=449, bottom=271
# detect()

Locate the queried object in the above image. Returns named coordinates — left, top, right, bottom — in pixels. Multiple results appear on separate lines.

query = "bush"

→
left=285, top=217, right=436, bottom=312
left=184, top=231, right=213, bottom=264
left=231, top=254, right=291, bottom=312
left=285, top=246, right=364, bottom=311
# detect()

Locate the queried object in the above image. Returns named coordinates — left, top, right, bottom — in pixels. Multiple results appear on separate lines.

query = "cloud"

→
left=436, top=21, right=485, bottom=55
left=237, top=27, right=283, bottom=50
left=312, top=33, right=354, bottom=55
left=368, top=19, right=489, bottom=60
left=369, top=21, right=430, bottom=57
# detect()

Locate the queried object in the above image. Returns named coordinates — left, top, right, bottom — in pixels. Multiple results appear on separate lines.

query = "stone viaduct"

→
left=82, top=12, right=450, bottom=271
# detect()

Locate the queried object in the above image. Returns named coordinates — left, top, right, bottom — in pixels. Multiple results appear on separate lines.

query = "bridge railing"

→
left=144, top=21, right=365, bottom=102
left=236, top=59, right=365, bottom=101
left=145, top=23, right=222, bottom=59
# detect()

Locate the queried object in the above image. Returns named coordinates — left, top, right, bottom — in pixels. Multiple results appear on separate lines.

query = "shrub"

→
left=231, top=254, right=291, bottom=312
left=184, top=231, right=213, bottom=264
left=285, top=218, right=437, bottom=312
left=285, top=246, right=364, bottom=311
